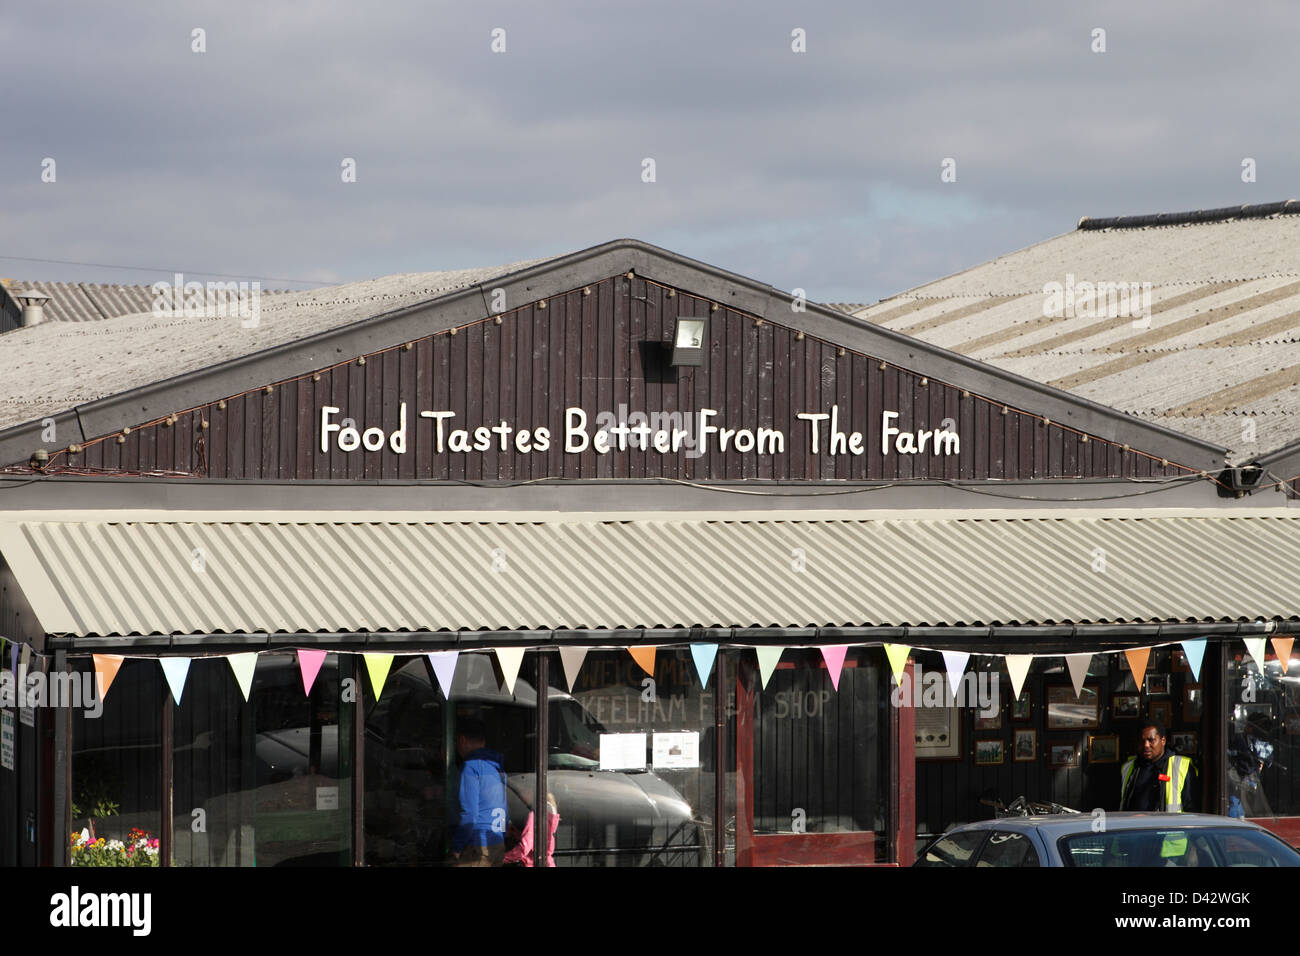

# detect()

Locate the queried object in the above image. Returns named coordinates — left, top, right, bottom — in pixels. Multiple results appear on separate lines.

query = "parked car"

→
left=914, top=812, right=1300, bottom=867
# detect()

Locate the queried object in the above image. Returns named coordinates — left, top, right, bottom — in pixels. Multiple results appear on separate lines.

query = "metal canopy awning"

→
left=1, top=509, right=1298, bottom=645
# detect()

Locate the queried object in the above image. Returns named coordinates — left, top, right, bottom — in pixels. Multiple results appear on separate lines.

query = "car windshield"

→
left=1059, top=827, right=1300, bottom=867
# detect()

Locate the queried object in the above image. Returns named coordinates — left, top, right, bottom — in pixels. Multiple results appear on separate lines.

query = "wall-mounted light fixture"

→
left=671, top=316, right=707, bottom=367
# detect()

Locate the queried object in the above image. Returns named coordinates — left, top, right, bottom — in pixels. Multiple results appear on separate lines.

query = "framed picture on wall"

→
left=1047, top=685, right=1100, bottom=729
left=915, top=703, right=961, bottom=760
left=1171, top=731, right=1198, bottom=754
left=1012, top=693, right=1032, bottom=721
left=974, top=709, right=1003, bottom=731
left=1173, top=649, right=1191, bottom=673
left=1183, top=687, right=1203, bottom=722
left=1113, top=694, right=1140, bottom=719
left=1149, top=700, right=1173, bottom=729
left=1146, top=674, right=1170, bottom=695
left=1014, top=728, right=1037, bottom=762
left=1049, top=744, right=1079, bottom=768
left=1088, top=734, right=1119, bottom=763
left=975, top=739, right=1005, bottom=766
left=1285, top=715, right=1300, bottom=736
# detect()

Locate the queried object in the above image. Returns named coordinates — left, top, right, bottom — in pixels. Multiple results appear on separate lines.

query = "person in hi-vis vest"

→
left=1120, top=721, right=1197, bottom=812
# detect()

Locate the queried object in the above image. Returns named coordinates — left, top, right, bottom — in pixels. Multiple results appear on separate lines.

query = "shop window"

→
left=70, top=658, right=162, bottom=866
left=172, top=653, right=350, bottom=866
left=914, top=647, right=1208, bottom=841
left=552, top=649, right=716, bottom=867
left=1226, top=650, right=1299, bottom=818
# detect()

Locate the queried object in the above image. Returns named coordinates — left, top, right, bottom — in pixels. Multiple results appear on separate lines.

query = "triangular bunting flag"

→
left=92, top=654, right=125, bottom=701
left=690, top=644, right=718, bottom=686
left=297, top=649, right=327, bottom=696
left=428, top=651, right=459, bottom=698
left=941, top=650, right=970, bottom=702
left=1065, top=653, right=1092, bottom=698
left=1243, top=637, right=1268, bottom=673
left=1004, top=654, right=1033, bottom=701
left=227, top=652, right=259, bottom=702
left=1125, top=647, right=1151, bottom=693
left=159, top=658, right=191, bottom=705
left=1181, top=639, right=1207, bottom=682
left=628, top=646, right=657, bottom=677
left=820, top=645, right=848, bottom=691
left=364, top=654, right=394, bottom=700
left=1272, top=637, right=1294, bottom=675
left=555, top=646, right=586, bottom=692
left=495, top=647, right=525, bottom=695
left=755, top=647, right=784, bottom=689
left=883, top=644, right=911, bottom=686
left=557, top=646, right=587, bottom=692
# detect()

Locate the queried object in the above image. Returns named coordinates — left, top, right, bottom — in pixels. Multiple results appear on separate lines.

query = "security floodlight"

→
left=671, top=316, right=707, bottom=367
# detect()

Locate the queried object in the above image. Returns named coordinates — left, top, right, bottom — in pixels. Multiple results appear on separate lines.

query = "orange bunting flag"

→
left=1125, top=647, right=1152, bottom=693
left=92, top=654, right=125, bottom=702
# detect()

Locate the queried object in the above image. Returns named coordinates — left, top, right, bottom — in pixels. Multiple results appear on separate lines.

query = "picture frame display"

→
left=1088, top=734, right=1119, bottom=763
left=1047, top=685, right=1100, bottom=729
left=1013, top=728, right=1037, bottom=762
left=1112, top=694, right=1140, bottom=719
left=915, top=703, right=961, bottom=760
left=1049, top=744, right=1079, bottom=768
left=975, top=739, right=1005, bottom=766
left=1012, top=693, right=1032, bottom=721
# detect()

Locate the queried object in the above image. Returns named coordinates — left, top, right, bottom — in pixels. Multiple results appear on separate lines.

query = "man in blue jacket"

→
left=450, top=717, right=508, bottom=866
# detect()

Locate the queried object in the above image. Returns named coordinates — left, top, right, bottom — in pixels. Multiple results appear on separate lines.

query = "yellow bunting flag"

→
left=754, top=647, right=784, bottom=689
left=364, top=653, right=394, bottom=701
left=883, top=644, right=911, bottom=686
left=227, top=653, right=259, bottom=702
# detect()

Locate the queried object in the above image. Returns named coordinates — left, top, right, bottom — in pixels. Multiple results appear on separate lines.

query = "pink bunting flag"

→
left=297, top=649, right=327, bottom=696
left=820, top=645, right=848, bottom=691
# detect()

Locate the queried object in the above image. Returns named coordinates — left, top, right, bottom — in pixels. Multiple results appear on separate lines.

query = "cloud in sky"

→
left=1, top=0, right=1295, bottom=303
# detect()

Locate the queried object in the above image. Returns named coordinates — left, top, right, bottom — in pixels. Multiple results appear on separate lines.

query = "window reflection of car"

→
left=365, top=655, right=706, bottom=866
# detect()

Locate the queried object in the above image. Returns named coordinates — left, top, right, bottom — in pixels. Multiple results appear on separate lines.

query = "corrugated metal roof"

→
left=0, top=280, right=295, bottom=323
left=853, top=211, right=1300, bottom=463
left=0, top=258, right=555, bottom=431
left=3, top=511, right=1298, bottom=638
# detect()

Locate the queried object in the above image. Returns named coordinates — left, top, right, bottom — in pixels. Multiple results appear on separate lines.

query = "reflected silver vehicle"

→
left=914, top=812, right=1300, bottom=867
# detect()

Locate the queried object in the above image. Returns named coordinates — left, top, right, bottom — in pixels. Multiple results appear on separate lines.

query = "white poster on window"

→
left=652, top=732, right=699, bottom=769
left=1, top=711, right=13, bottom=771
left=316, top=786, right=339, bottom=811
left=599, top=732, right=646, bottom=770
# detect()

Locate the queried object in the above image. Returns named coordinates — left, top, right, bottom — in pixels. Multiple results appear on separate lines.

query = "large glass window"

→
left=555, top=649, right=717, bottom=867
left=70, top=658, right=162, bottom=865
left=1226, top=647, right=1300, bottom=818
left=172, top=653, right=351, bottom=866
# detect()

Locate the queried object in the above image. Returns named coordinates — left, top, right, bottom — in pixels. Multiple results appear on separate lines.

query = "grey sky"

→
left=2, top=1, right=1294, bottom=303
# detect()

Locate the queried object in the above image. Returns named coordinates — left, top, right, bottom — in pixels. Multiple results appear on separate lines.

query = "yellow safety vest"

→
left=1120, top=754, right=1192, bottom=812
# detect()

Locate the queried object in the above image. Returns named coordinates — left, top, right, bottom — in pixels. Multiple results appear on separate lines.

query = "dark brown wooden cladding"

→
left=67, top=274, right=1183, bottom=481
